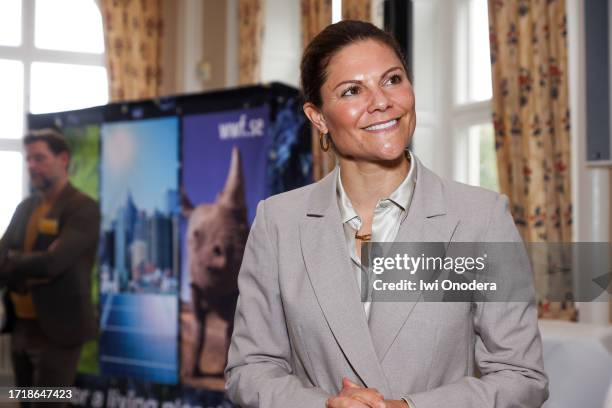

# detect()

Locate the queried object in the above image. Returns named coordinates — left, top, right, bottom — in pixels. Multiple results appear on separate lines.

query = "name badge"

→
left=38, top=218, right=59, bottom=235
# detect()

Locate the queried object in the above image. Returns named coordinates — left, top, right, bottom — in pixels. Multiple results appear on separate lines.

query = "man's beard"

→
left=30, top=174, right=53, bottom=192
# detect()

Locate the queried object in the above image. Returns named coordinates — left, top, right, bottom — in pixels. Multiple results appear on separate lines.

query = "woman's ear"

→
left=302, top=102, right=328, bottom=134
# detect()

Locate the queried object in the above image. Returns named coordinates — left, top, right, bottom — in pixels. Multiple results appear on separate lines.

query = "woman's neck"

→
left=338, top=153, right=410, bottom=216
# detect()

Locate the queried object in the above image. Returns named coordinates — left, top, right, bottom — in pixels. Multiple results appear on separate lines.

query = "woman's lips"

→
left=363, top=118, right=400, bottom=132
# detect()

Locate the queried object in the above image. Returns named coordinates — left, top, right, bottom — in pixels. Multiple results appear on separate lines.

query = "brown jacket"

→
left=0, top=183, right=100, bottom=346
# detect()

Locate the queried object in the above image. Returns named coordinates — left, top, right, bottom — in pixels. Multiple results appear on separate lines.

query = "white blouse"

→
left=335, top=149, right=417, bottom=319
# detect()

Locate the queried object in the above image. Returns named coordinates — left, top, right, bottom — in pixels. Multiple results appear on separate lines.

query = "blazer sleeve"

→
left=0, top=200, right=26, bottom=284
left=225, top=200, right=331, bottom=408
left=6, top=198, right=101, bottom=281
left=406, top=194, right=549, bottom=408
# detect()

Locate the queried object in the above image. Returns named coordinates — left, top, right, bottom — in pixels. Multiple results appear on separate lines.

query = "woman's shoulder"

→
left=441, top=177, right=503, bottom=209
left=426, top=168, right=510, bottom=227
left=433, top=174, right=516, bottom=241
left=259, top=182, right=318, bottom=221
left=415, top=155, right=505, bottom=218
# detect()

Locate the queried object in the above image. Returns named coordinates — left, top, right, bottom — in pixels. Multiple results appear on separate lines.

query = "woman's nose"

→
left=367, top=88, right=391, bottom=113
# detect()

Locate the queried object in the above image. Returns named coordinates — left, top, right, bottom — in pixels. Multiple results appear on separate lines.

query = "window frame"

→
left=0, top=0, right=107, bottom=232
left=450, top=0, right=496, bottom=190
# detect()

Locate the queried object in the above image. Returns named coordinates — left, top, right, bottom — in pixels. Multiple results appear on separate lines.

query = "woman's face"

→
left=304, top=39, right=416, bottom=163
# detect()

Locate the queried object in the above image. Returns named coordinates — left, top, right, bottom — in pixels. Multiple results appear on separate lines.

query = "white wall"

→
left=175, top=0, right=204, bottom=93
left=226, top=0, right=238, bottom=87
left=567, top=0, right=611, bottom=324
left=260, top=0, right=301, bottom=87
left=411, top=0, right=454, bottom=180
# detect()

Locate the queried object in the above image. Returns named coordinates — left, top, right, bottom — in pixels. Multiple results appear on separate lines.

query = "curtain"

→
left=301, top=0, right=332, bottom=48
left=488, top=0, right=574, bottom=319
left=301, top=0, right=333, bottom=181
left=238, top=0, right=265, bottom=85
left=101, top=0, right=164, bottom=102
left=342, top=0, right=371, bottom=21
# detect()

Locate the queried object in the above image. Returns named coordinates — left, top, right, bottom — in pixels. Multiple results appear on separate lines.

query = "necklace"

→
left=355, top=232, right=372, bottom=241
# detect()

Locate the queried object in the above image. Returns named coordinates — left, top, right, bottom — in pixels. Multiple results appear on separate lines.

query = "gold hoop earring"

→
left=319, top=132, right=330, bottom=152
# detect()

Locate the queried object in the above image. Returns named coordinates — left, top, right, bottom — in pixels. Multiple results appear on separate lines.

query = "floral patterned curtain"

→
left=238, top=0, right=265, bottom=85
left=342, top=0, right=371, bottom=21
left=301, top=0, right=333, bottom=181
left=301, top=0, right=332, bottom=48
left=488, top=0, right=574, bottom=319
left=101, top=0, right=163, bottom=102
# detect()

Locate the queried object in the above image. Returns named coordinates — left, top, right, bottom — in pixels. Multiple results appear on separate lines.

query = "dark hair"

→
left=300, top=20, right=410, bottom=108
left=24, top=128, right=71, bottom=158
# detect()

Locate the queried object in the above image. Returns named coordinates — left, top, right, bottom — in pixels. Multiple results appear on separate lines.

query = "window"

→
left=0, top=152, right=23, bottom=234
left=34, top=0, right=105, bottom=53
left=0, top=59, right=24, bottom=139
left=0, top=0, right=108, bottom=235
left=0, top=0, right=21, bottom=47
left=30, top=62, right=108, bottom=114
left=454, top=123, right=499, bottom=192
left=455, top=0, right=493, bottom=104
left=452, top=0, right=498, bottom=192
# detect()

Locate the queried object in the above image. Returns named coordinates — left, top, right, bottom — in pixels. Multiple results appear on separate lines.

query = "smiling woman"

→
left=304, top=39, right=415, bottom=164
left=225, top=20, right=547, bottom=408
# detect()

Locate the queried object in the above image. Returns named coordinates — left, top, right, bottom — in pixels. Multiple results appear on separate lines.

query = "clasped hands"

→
left=325, top=377, right=408, bottom=408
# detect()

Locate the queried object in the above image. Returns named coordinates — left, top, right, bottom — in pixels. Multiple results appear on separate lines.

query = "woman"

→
left=225, top=20, right=547, bottom=408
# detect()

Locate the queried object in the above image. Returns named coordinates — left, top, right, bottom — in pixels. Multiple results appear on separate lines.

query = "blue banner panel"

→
left=99, top=117, right=180, bottom=384
left=179, top=107, right=270, bottom=390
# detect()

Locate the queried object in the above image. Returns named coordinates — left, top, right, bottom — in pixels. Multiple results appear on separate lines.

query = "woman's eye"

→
left=341, top=86, right=360, bottom=97
left=386, top=74, right=402, bottom=85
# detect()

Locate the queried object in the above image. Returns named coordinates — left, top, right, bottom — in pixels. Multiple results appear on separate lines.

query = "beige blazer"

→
left=225, top=155, right=548, bottom=407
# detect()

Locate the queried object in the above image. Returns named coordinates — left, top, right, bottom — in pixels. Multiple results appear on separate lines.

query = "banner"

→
left=27, top=84, right=309, bottom=400
left=99, top=117, right=180, bottom=384
left=65, top=124, right=101, bottom=375
left=73, top=374, right=234, bottom=408
left=180, top=107, right=269, bottom=390
left=64, top=124, right=100, bottom=373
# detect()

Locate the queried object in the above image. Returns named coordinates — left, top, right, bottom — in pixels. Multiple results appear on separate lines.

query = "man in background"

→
left=0, top=129, right=99, bottom=392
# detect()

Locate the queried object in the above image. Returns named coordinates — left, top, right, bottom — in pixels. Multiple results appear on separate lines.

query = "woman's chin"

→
left=337, top=141, right=409, bottom=164
left=354, top=150, right=406, bottom=166
left=373, top=143, right=407, bottom=162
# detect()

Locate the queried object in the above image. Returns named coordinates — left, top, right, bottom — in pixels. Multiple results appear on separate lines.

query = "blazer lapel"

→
left=368, top=157, right=460, bottom=361
left=299, top=168, right=392, bottom=396
left=46, top=183, right=75, bottom=221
